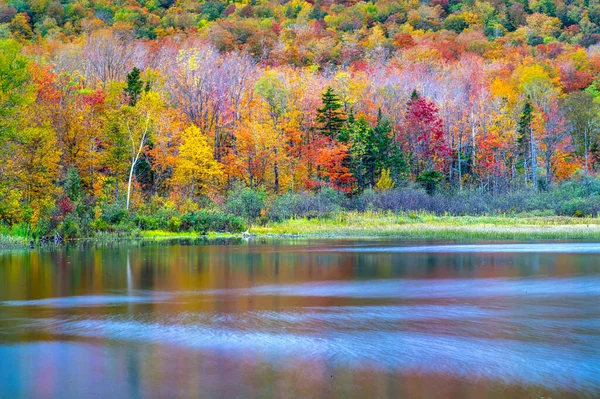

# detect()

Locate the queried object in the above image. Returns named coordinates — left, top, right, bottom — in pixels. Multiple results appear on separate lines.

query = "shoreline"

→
left=4, top=214, right=600, bottom=249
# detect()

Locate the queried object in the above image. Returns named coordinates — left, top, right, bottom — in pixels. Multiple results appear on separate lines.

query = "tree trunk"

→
left=457, top=134, right=462, bottom=190
left=584, top=130, right=590, bottom=195
left=530, top=130, right=537, bottom=190
left=126, top=161, right=135, bottom=210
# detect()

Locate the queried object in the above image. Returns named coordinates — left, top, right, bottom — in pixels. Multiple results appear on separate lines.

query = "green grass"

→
left=138, top=230, right=239, bottom=239
left=0, top=234, right=28, bottom=249
left=4, top=211, right=600, bottom=248
left=251, top=211, right=600, bottom=240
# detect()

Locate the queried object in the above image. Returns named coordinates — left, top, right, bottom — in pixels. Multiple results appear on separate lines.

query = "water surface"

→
left=0, top=239, right=599, bottom=398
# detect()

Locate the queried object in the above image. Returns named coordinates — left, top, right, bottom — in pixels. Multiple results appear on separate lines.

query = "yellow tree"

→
left=172, top=125, right=222, bottom=199
left=10, top=126, right=61, bottom=225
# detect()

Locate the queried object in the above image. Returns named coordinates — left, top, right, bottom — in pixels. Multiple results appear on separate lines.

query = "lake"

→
left=0, top=239, right=599, bottom=398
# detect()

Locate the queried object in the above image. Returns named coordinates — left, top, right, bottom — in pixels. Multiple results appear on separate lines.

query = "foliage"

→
left=2, top=0, right=600, bottom=238
left=225, top=186, right=267, bottom=221
left=376, top=169, right=395, bottom=191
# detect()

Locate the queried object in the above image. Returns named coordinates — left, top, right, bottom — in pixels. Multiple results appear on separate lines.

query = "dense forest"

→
left=3, top=0, right=600, bottom=237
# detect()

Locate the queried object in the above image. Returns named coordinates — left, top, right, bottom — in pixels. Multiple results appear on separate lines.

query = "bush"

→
left=168, top=216, right=182, bottom=232
left=225, top=186, right=267, bottom=220
left=557, top=197, right=600, bottom=217
left=180, top=211, right=246, bottom=233
left=101, top=203, right=130, bottom=224
left=60, top=215, right=81, bottom=238
left=267, top=188, right=344, bottom=221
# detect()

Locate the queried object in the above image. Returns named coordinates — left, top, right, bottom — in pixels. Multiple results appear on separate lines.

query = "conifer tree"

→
left=518, top=98, right=536, bottom=188
left=125, top=67, right=144, bottom=106
left=317, top=86, right=346, bottom=137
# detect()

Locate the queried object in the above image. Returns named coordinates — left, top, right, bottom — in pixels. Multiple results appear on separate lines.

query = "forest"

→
left=3, top=0, right=600, bottom=238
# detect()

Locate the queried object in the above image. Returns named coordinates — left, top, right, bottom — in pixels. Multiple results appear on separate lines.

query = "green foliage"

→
left=0, top=39, right=32, bottom=123
left=168, top=215, right=182, bottom=232
left=200, top=2, right=225, bottom=21
left=64, top=168, right=82, bottom=202
left=443, top=15, right=468, bottom=33
left=342, top=110, right=405, bottom=192
left=180, top=211, right=245, bottom=233
left=101, top=203, right=130, bottom=224
left=416, top=171, right=443, bottom=195
left=225, top=186, right=267, bottom=221
left=317, top=86, right=346, bottom=137
left=124, top=67, right=149, bottom=106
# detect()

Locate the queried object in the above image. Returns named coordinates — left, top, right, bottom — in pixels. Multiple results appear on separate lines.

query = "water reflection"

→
left=0, top=239, right=599, bottom=398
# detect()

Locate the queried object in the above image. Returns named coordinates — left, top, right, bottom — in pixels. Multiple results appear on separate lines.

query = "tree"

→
left=342, top=111, right=405, bottom=191
left=375, top=168, right=394, bottom=191
left=10, top=126, right=61, bottom=225
left=172, top=125, right=222, bottom=198
left=254, top=71, right=288, bottom=193
left=0, top=39, right=32, bottom=131
left=124, top=67, right=148, bottom=106
left=0, top=39, right=35, bottom=225
left=8, top=13, right=32, bottom=40
left=400, top=90, right=451, bottom=180
left=534, top=99, right=572, bottom=187
left=517, top=99, right=536, bottom=188
left=316, top=86, right=346, bottom=137
left=564, top=92, right=599, bottom=192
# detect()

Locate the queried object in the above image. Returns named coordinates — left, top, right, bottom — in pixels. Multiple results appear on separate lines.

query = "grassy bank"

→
left=251, top=212, right=600, bottom=240
left=4, top=212, right=600, bottom=246
left=0, top=234, right=29, bottom=250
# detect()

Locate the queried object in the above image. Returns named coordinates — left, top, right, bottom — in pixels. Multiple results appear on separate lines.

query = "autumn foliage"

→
left=1, top=0, right=600, bottom=232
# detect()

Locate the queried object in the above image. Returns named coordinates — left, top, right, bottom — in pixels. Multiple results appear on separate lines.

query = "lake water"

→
left=0, top=239, right=599, bottom=398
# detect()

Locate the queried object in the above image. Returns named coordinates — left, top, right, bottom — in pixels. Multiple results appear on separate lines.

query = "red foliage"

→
left=394, top=33, right=415, bottom=49
left=57, top=196, right=75, bottom=217
left=400, top=93, right=452, bottom=175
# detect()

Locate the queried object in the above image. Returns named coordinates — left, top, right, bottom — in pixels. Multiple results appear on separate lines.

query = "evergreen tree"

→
left=317, top=86, right=346, bottom=137
left=517, top=98, right=536, bottom=187
left=344, top=110, right=407, bottom=191
left=373, top=110, right=407, bottom=184
left=125, top=67, right=144, bottom=106
left=64, top=168, right=82, bottom=203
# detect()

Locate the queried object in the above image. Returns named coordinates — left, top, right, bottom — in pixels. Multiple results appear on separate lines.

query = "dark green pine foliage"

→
left=125, top=67, right=145, bottom=106
left=517, top=98, right=534, bottom=181
left=343, top=109, right=406, bottom=191
left=317, top=86, right=346, bottom=137
left=64, top=168, right=82, bottom=203
left=374, top=110, right=407, bottom=184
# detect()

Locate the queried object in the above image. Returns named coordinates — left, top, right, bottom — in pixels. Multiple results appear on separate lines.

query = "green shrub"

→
left=91, top=218, right=108, bottom=231
left=101, top=203, right=130, bottom=224
left=168, top=216, right=182, bottom=232
left=60, top=215, right=81, bottom=238
left=225, top=186, right=266, bottom=220
left=181, top=211, right=246, bottom=234
left=557, top=197, right=600, bottom=217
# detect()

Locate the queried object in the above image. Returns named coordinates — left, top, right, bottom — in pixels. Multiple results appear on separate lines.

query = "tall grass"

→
left=253, top=211, right=600, bottom=240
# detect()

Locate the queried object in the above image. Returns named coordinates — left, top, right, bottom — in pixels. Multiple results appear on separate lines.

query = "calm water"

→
left=0, top=239, right=599, bottom=398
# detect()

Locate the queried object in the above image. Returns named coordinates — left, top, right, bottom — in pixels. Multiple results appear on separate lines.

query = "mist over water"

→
left=0, top=240, right=599, bottom=398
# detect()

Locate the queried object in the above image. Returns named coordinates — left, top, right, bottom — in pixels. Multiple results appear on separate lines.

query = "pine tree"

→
left=125, top=67, right=144, bottom=106
left=517, top=98, right=536, bottom=188
left=317, top=86, right=346, bottom=137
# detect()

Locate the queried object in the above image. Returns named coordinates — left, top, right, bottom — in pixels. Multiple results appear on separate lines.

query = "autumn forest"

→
left=3, top=0, right=600, bottom=238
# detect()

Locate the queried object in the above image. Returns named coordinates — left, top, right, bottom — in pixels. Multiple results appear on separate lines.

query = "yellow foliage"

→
left=172, top=125, right=223, bottom=196
left=515, top=64, right=560, bottom=103
left=459, top=11, right=481, bottom=27
left=490, top=78, right=517, bottom=102
left=376, top=169, right=395, bottom=191
left=526, top=13, right=562, bottom=37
